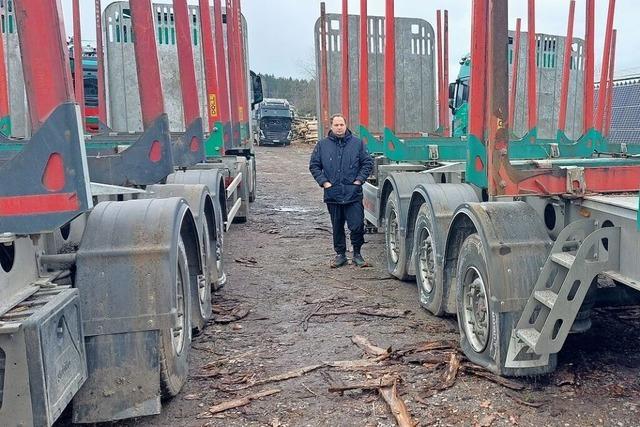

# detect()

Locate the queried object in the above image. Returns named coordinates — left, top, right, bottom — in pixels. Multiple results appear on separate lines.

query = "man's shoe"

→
left=331, top=253, right=348, bottom=268
left=352, top=253, right=367, bottom=267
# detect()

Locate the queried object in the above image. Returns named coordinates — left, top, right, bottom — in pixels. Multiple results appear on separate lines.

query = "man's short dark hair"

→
left=330, top=113, right=346, bottom=124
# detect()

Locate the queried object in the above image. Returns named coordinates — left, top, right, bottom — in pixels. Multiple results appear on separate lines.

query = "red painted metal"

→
left=226, top=0, right=241, bottom=142
left=0, top=193, right=80, bottom=216
left=341, top=0, right=350, bottom=122
left=235, top=0, right=249, bottom=131
left=199, top=0, right=220, bottom=130
left=95, top=0, right=107, bottom=125
left=526, top=0, right=537, bottom=133
left=174, top=0, right=201, bottom=127
left=583, top=0, right=595, bottom=133
left=604, top=30, right=617, bottom=137
left=213, top=0, right=230, bottom=128
left=509, top=18, right=521, bottom=128
left=359, top=0, right=369, bottom=131
left=595, top=0, right=616, bottom=133
left=557, top=0, right=575, bottom=134
left=320, top=3, right=330, bottom=132
left=436, top=10, right=444, bottom=131
left=72, top=0, right=85, bottom=123
left=443, top=10, right=450, bottom=136
left=0, top=19, right=9, bottom=119
left=468, top=0, right=488, bottom=138
left=384, top=0, right=395, bottom=132
left=129, top=0, right=164, bottom=130
left=14, top=0, right=74, bottom=132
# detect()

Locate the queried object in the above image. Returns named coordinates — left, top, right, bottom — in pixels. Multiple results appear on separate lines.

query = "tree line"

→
left=258, top=74, right=317, bottom=117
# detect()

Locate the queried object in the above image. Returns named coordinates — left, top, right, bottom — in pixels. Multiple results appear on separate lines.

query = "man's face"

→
left=331, top=117, right=347, bottom=137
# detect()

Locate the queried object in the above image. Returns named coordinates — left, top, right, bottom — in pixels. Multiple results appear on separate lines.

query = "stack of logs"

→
left=292, top=116, right=319, bottom=144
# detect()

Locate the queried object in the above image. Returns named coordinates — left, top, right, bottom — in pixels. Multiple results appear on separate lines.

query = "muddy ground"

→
left=119, top=145, right=639, bottom=426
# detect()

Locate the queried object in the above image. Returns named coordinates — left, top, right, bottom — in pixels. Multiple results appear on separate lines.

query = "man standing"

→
left=309, top=114, right=374, bottom=268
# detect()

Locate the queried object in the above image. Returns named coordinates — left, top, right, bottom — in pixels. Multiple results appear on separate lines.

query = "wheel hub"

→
left=462, top=267, right=489, bottom=352
left=418, top=231, right=435, bottom=293
left=388, top=209, right=400, bottom=264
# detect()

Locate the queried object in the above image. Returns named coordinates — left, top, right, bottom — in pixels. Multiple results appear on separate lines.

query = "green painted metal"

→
left=452, top=101, right=468, bottom=137
left=0, top=115, right=11, bottom=136
left=465, top=133, right=488, bottom=188
left=359, top=125, right=383, bottom=154
left=204, top=122, right=225, bottom=157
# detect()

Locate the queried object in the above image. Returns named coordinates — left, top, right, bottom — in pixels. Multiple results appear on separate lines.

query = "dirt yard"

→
left=127, top=144, right=640, bottom=426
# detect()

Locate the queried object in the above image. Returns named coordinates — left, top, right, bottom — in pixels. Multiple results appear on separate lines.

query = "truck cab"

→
left=254, top=98, right=294, bottom=146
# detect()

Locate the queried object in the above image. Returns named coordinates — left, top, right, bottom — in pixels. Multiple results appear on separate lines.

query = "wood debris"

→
left=237, top=364, right=324, bottom=389
left=328, top=376, right=397, bottom=393
left=351, top=335, right=391, bottom=358
left=291, top=116, right=319, bottom=144
left=379, top=380, right=417, bottom=427
left=213, top=305, right=250, bottom=324
left=206, top=388, right=281, bottom=415
left=311, top=307, right=408, bottom=319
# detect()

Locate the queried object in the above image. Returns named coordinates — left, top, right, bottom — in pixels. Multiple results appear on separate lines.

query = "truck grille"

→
left=264, top=130, right=289, bottom=140
left=0, top=348, right=5, bottom=409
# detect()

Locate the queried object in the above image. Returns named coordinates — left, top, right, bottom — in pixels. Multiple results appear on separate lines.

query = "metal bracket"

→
left=428, top=145, right=439, bottom=160
left=565, top=167, right=586, bottom=196
left=621, top=143, right=628, bottom=156
left=549, top=143, right=560, bottom=158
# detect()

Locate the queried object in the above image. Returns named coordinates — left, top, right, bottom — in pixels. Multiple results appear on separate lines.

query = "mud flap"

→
left=72, top=198, right=191, bottom=423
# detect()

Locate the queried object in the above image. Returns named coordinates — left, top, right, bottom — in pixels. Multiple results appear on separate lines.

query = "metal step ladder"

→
left=506, top=219, right=620, bottom=369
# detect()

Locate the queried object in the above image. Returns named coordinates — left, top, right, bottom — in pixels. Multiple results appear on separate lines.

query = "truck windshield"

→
left=261, top=109, right=291, bottom=118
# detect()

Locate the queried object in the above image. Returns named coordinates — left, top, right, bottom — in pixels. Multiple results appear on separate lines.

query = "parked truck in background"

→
left=254, top=98, right=294, bottom=146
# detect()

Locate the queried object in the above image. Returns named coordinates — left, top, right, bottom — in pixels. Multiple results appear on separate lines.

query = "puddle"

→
left=271, top=206, right=311, bottom=213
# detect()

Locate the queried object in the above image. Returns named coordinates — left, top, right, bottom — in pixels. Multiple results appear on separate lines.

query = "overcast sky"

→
left=61, top=0, right=639, bottom=81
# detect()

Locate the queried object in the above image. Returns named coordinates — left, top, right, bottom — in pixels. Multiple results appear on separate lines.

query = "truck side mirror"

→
left=250, top=71, right=264, bottom=110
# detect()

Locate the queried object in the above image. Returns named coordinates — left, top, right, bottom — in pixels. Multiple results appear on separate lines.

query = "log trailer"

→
left=320, top=0, right=640, bottom=376
left=0, top=0, right=258, bottom=425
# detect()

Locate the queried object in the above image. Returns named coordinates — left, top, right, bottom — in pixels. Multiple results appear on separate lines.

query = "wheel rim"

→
left=387, top=208, right=400, bottom=264
left=418, top=227, right=436, bottom=294
left=216, top=226, right=223, bottom=273
left=172, top=261, right=187, bottom=355
left=461, top=266, right=489, bottom=352
left=200, top=222, right=211, bottom=306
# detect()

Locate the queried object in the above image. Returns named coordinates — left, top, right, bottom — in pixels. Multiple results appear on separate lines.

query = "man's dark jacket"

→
left=309, top=129, right=374, bottom=204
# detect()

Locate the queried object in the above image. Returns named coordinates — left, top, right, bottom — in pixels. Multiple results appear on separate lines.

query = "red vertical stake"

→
left=213, top=0, right=230, bottom=127
left=526, top=0, right=537, bottom=134
left=225, top=0, right=240, bottom=143
left=95, top=0, right=107, bottom=125
left=557, top=0, right=575, bottom=134
left=468, top=0, right=487, bottom=139
left=443, top=10, right=450, bottom=136
left=129, top=0, right=165, bottom=129
left=604, top=29, right=617, bottom=138
left=583, top=0, right=595, bottom=133
left=341, top=0, right=350, bottom=122
left=595, top=0, right=616, bottom=132
left=436, top=10, right=444, bottom=131
left=509, top=18, right=521, bottom=129
left=320, top=3, right=330, bottom=133
left=384, top=0, right=395, bottom=133
left=0, top=16, right=9, bottom=120
left=73, top=0, right=85, bottom=124
left=14, top=0, right=74, bottom=132
left=359, top=0, right=369, bottom=131
left=235, top=0, right=249, bottom=135
left=199, top=0, right=220, bottom=131
left=174, top=0, right=201, bottom=127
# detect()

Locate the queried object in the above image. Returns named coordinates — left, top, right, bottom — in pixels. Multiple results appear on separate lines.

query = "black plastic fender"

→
left=408, top=183, right=478, bottom=315
left=447, top=201, right=553, bottom=376
left=72, top=197, right=197, bottom=423
left=167, top=169, right=227, bottom=287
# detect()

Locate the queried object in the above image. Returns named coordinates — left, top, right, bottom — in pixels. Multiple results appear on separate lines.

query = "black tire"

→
left=413, top=203, right=444, bottom=316
left=456, top=234, right=556, bottom=376
left=249, top=159, right=257, bottom=203
left=384, top=190, right=410, bottom=280
left=191, top=219, right=213, bottom=334
left=160, top=238, right=191, bottom=398
left=213, top=204, right=226, bottom=290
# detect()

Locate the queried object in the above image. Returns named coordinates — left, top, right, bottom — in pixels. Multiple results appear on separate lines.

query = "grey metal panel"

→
left=104, top=2, right=248, bottom=135
left=314, top=14, right=436, bottom=136
left=598, top=78, right=640, bottom=145
left=2, top=2, right=29, bottom=138
left=508, top=32, right=584, bottom=140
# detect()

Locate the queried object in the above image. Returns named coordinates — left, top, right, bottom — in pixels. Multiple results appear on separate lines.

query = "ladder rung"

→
left=516, top=328, right=541, bottom=350
left=534, top=290, right=558, bottom=309
left=551, top=252, right=575, bottom=269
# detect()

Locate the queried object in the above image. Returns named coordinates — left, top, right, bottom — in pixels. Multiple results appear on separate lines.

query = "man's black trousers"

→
left=327, top=201, right=365, bottom=255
